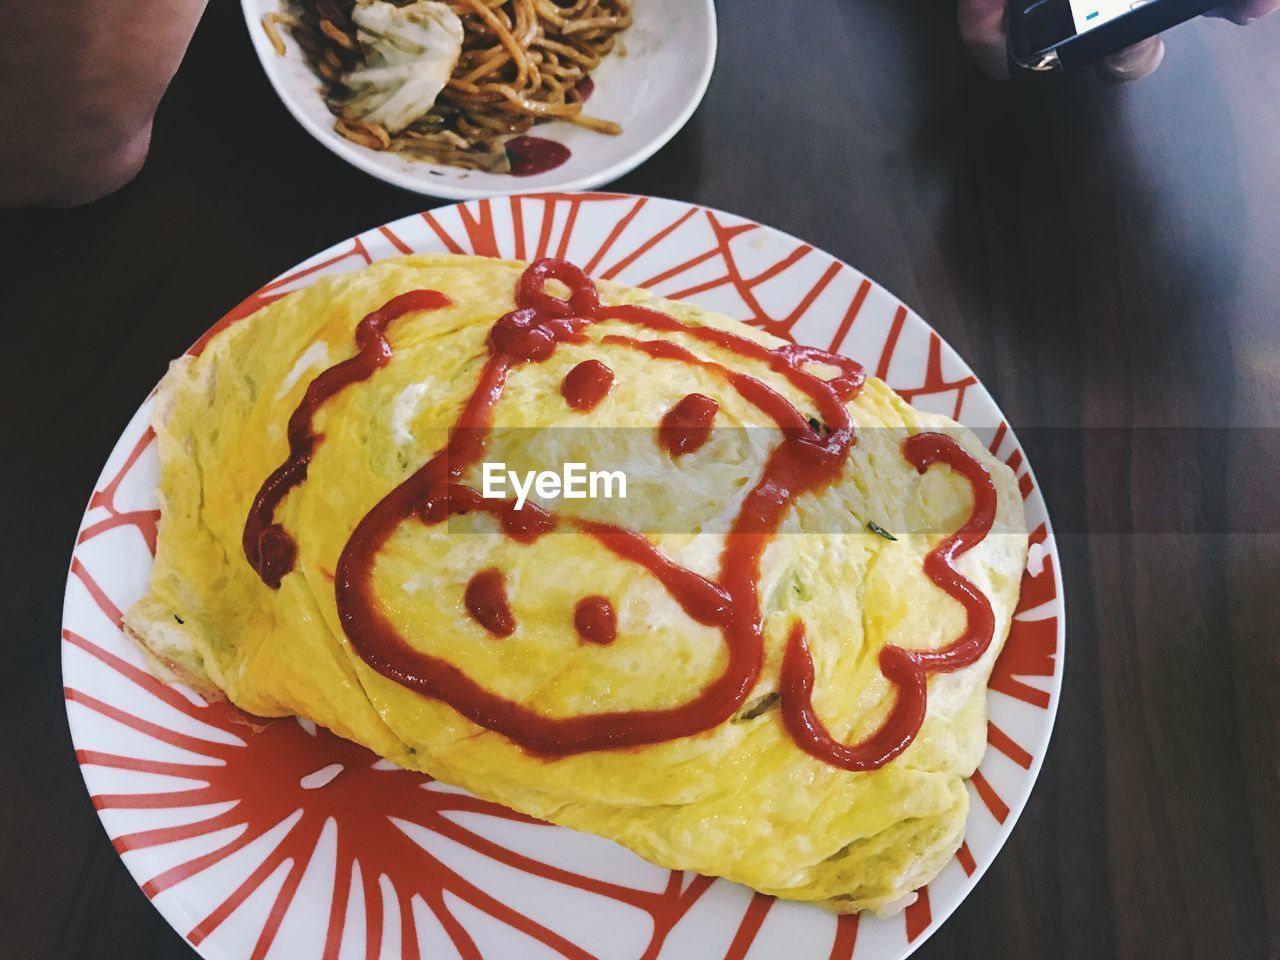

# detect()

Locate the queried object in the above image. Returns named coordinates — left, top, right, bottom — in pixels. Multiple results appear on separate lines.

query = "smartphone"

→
left=1007, top=0, right=1217, bottom=76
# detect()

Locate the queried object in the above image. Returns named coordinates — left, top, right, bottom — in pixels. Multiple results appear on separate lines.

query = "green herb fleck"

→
left=807, top=417, right=830, bottom=437
left=866, top=520, right=897, bottom=541
left=736, top=692, right=781, bottom=722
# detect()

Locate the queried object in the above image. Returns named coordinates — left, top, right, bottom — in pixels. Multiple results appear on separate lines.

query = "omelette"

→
left=125, top=253, right=1028, bottom=914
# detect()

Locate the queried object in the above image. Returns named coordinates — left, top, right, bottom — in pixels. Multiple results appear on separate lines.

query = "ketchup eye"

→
left=561, top=359, right=614, bottom=412
left=465, top=569, right=516, bottom=638
left=573, top=596, right=617, bottom=645
left=659, top=393, right=718, bottom=457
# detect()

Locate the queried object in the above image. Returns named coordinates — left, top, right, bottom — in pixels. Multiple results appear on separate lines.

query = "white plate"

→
left=64, top=193, right=1065, bottom=960
left=240, top=0, right=717, bottom=198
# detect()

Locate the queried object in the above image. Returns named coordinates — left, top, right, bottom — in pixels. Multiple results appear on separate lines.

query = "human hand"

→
left=958, top=0, right=1280, bottom=81
left=0, top=0, right=207, bottom=207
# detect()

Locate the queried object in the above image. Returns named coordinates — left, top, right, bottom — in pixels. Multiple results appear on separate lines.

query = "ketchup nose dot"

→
left=574, top=596, right=617, bottom=645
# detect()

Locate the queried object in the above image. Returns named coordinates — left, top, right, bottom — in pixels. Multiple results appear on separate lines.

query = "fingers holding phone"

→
left=1210, top=0, right=1280, bottom=23
left=958, top=0, right=1277, bottom=81
left=1095, top=36, right=1165, bottom=81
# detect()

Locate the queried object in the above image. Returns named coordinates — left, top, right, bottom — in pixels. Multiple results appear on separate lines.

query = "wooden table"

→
left=3, top=1, right=1277, bottom=957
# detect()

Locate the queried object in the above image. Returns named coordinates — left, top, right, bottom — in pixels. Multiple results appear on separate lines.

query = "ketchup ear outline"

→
left=517, top=258, right=600, bottom=317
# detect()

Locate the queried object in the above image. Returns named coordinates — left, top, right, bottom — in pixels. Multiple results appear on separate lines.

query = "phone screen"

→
left=1068, top=0, right=1141, bottom=34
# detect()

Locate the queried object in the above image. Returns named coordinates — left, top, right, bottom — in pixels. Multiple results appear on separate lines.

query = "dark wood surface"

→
left=3, top=1, right=1278, bottom=957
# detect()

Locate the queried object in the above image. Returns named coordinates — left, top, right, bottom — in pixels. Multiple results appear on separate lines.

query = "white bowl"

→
left=240, top=0, right=717, bottom=198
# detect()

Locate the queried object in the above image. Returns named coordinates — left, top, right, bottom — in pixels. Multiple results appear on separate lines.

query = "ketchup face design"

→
left=245, top=259, right=997, bottom=768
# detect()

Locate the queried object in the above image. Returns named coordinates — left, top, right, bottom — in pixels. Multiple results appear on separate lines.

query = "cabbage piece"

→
left=334, top=0, right=464, bottom=134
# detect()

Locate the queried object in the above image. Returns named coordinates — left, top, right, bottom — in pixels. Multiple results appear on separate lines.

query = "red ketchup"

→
left=658, top=393, right=719, bottom=457
left=242, top=289, right=452, bottom=588
left=465, top=569, right=516, bottom=638
left=505, top=136, right=571, bottom=177
left=561, top=359, right=614, bottom=411
left=573, top=596, right=617, bottom=645
left=780, top=432, right=997, bottom=770
left=245, top=257, right=997, bottom=769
